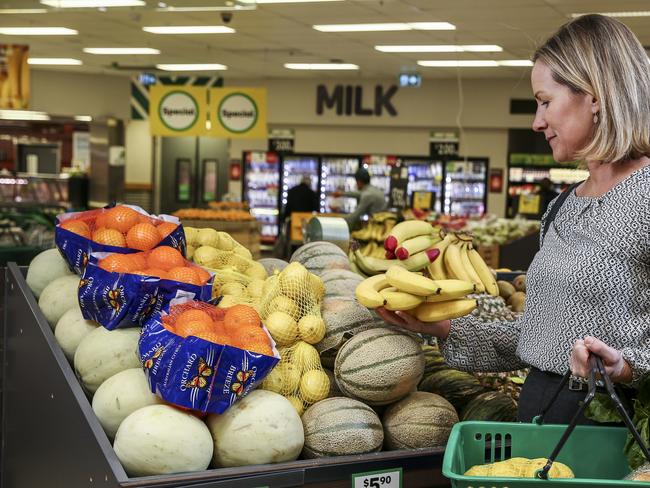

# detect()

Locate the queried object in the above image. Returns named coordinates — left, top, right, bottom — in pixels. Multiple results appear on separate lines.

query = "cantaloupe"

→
left=206, top=390, right=304, bottom=467
left=74, top=327, right=141, bottom=394
left=320, top=269, right=363, bottom=299
left=114, top=404, right=213, bottom=476
left=54, top=305, right=99, bottom=361
left=290, top=241, right=351, bottom=276
left=92, top=368, right=161, bottom=439
left=334, top=328, right=425, bottom=405
left=38, top=274, right=81, bottom=329
left=382, top=391, right=458, bottom=450
left=301, top=397, right=383, bottom=458
left=258, top=258, right=289, bottom=275
left=26, top=248, right=74, bottom=298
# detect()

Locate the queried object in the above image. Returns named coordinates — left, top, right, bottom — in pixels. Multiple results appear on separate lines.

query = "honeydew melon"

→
left=54, top=305, right=98, bottom=361
left=38, top=274, right=81, bottom=329
left=26, top=248, right=74, bottom=298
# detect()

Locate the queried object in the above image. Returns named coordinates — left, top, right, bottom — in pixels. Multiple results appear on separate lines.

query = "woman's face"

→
left=531, top=61, right=598, bottom=163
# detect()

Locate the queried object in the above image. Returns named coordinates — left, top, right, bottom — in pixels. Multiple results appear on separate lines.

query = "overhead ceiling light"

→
left=28, top=58, right=83, bottom=65
left=376, top=44, right=502, bottom=53
left=314, top=22, right=455, bottom=32
left=0, top=27, right=78, bottom=35
left=156, top=63, right=227, bottom=71
left=143, top=26, right=235, bottom=34
left=157, top=5, right=256, bottom=11
left=0, top=9, right=48, bottom=13
left=40, top=0, right=145, bottom=7
left=74, top=115, right=93, bottom=121
left=247, top=0, right=343, bottom=3
left=571, top=11, right=650, bottom=18
left=0, top=110, right=50, bottom=121
left=498, top=59, right=533, bottom=67
left=84, top=47, right=160, bottom=54
left=284, top=63, right=359, bottom=70
left=417, top=59, right=533, bottom=67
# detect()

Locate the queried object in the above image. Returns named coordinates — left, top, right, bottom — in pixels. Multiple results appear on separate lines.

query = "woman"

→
left=378, top=14, right=650, bottom=424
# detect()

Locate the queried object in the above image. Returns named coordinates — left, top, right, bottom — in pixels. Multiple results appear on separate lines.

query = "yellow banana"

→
left=459, top=241, right=485, bottom=293
left=355, top=274, right=390, bottom=308
left=425, top=279, right=476, bottom=302
left=354, top=248, right=440, bottom=275
left=414, top=299, right=477, bottom=322
left=386, top=266, right=441, bottom=296
left=427, top=233, right=454, bottom=280
left=444, top=239, right=473, bottom=282
left=384, top=220, right=434, bottom=252
left=395, top=234, right=441, bottom=260
left=468, top=246, right=499, bottom=296
left=379, top=287, right=424, bottom=311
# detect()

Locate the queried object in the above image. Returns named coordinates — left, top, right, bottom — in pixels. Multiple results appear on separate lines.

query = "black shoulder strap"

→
left=541, top=181, right=583, bottom=242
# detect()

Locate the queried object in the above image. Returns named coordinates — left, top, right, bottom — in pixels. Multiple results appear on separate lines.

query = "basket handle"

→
left=535, top=354, right=650, bottom=480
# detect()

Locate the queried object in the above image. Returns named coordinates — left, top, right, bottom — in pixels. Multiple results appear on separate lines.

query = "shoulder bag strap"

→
left=541, top=181, right=583, bottom=243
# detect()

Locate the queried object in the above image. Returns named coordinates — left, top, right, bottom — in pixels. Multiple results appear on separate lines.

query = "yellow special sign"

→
left=149, top=86, right=208, bottom=136
left=210, top=87, right=267, bottom=139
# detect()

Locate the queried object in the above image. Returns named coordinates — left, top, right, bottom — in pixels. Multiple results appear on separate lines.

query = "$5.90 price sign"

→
left=352, top=468, right=402, bottom=488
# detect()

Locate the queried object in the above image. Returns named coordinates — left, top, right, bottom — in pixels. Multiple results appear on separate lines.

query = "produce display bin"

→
left=1, top=263, right=450, bottom=488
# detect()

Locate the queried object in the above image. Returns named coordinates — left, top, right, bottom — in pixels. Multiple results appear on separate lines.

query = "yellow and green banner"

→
left=149, top=85, right=208, bottom=136
left=210, top=87, right=267, bottom=139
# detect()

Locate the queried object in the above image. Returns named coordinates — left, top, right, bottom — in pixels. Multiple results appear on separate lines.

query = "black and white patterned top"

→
left=440, top=164, right=650, bottom=384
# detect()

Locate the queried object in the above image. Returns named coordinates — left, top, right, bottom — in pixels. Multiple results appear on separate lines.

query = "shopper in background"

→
left=378, top=14, right=650, bottom=424
left=342, top=168, right=387, bottom=230
left=281, top=175, right=319, bottom=225
left=536, top=177, right=559, bottom=217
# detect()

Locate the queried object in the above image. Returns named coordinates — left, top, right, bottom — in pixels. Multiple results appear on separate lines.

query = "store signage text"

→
left=218, top=92, right=258, bottom=133
left=159, top=90, right=199, bottom=131
left=316, top=84, right=398, bottom=117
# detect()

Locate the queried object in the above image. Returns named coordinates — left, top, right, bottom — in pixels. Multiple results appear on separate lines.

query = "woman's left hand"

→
left=570, top=336, right=633, bottom=383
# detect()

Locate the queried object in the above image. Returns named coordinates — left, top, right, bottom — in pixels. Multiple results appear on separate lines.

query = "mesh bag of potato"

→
left=257, top=262, right=329, bottom=412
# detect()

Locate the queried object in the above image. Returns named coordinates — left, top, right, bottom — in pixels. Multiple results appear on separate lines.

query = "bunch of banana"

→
left=355, top=266, right=477, bottom=321
left=427, top=232, right=498, bottom=296
left=383, top=220, right=442, bottom=259
left=350, top=213, right=398, bottom=242
left=352, top=247, right=440, bottom=275
left=357, top=241, right=387, bottom=259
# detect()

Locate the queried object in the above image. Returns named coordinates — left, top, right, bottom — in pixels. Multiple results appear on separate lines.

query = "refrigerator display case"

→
left=443, top=158, right=488, bottom=217
left=401, top=157, right=444, bottom=212
left=362, top=154, right=393, bottom=198
left=281, top=154, right=320, bottom=212
left=0, top=173, right=70, bottom=206
left=243, top=150, right=280, bottom=244
left=319, top=155, right=360, bottom=213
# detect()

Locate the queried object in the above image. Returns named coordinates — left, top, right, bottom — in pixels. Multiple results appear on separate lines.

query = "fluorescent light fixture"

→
left=0, top=9, right=48, bottom=13
left=571, top=11, right=650, bottom=18
left=157, top=5, right=256, bottom=11
left=314, top=22, right=454, bottom=32
left=284, top=63, right=359, bottom=70
left=250, top=0, right=343, bottom=3
left=376, top=44, right=502, bottom=53
left=0, top=110, right=50, bottom=121
left=28, top=58, right=83, bottom=65
left=0, top=27, right=78, bottom=35
left=84, top=47, right=160, bottom=54
left=143, top=25, right=235, bottom=34
left=156, top=63, right=227, bottom=71
left=74, top=115, right=93, bottom=121
left=41, top=0, right=145, bottom=7
left=417, top=59, right=533, bottom=67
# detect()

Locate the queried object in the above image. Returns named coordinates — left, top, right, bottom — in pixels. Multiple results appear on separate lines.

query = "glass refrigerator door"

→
left=362, top=155, right=393, bottom=199
left=320, top=156, right=360, bottom=213
left=281, top=154, right=320, bottom=210
left=444, top=159, right=488, bottom=216
left=403, top=158, right=444, bottom=212
left=244, top=151, right=280, bottom=244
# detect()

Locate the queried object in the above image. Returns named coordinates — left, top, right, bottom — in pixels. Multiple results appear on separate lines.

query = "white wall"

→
left=125, top=120, right=152, bottom=184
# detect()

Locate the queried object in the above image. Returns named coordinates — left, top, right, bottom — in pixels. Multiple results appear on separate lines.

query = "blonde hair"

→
left=533, top=14, right=650, bottom=163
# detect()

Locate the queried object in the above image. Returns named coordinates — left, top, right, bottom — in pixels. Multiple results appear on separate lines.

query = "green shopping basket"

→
left=442, top=356, right=650, bottom=487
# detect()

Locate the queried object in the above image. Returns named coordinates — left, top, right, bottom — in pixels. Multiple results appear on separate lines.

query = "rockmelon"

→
left=258, top=258, right=289, bottom=275
left=290, top=241, right=351, bottom=276
left=38, top=274, right=81, bottom=329
left=26, top=248, right=74, bottom=298
left=54, top=305, right=99, bottom=361
left=382, top=391, right=458, bottom=450
left=301, top=397, right=383, bottom=458
left=334, top=328, right=425, bottom=406
left=320, top=269, right=363, bottom=299
left=74, top=327, right=141, bottom=394
left=114, top=404, right=213, bottom=476
left=206, top=390, right=304, bottom=467
left=92, top=368, right=161, bottom=439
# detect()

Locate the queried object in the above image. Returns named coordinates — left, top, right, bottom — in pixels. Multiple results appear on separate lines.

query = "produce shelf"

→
left=1, top=263, right=450, bottom=488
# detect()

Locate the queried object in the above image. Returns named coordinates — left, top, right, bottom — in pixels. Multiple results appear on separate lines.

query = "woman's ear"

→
left=591, top=96, right=600, bottom=115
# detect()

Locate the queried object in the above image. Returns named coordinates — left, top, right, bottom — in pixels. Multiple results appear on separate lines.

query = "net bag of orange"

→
left=79, top=247, right=213, bottom=330
left=55, top=204, right=186, bottom=275
left=139, top=299, right=280, bottom=414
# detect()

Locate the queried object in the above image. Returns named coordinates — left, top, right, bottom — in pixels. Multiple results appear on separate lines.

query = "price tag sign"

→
left=518, top=194, right=541, bottom=215
left=352, top=468, right=402, bottom=488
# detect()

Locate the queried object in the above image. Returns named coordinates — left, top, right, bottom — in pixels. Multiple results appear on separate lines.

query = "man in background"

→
left=343, top=168, right=387, bottom=230
left=281, top=175, right=319, bottom=225
left=537, top=177, right=559, bottom=217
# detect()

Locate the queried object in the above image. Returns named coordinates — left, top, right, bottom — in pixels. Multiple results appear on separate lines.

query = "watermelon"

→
left=418, top=369, right=486, bottom=412
left=290, top=241, right=350, bottom=276
left=334, top=328, right=425, bottom=406
left=320, top=269, right=363, bottom=299
left=301, top=397, right=383, bottom=458
left=460, top=391, right=518, bottom=422
left=382, top=392, right=458, bottom=450
left=421, top=344, right=450, bottom=377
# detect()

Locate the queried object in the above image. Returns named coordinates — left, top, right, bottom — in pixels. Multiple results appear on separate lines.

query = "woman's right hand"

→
left=375, top=307, right=451, bottom=339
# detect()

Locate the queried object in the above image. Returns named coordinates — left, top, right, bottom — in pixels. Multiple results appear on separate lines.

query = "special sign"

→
left=211, top=87, right=267, bottom=139
left=149, top=86, right=208, bottom=136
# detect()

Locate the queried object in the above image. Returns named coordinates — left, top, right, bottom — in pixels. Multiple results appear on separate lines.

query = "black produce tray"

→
left=1, top=263, right=450, bottom=488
